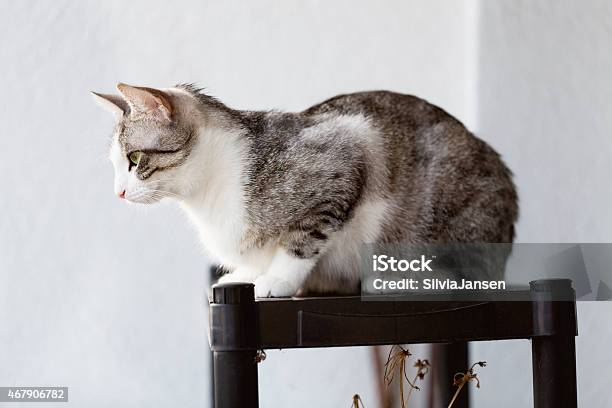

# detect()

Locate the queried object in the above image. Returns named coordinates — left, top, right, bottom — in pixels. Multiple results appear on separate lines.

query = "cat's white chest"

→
left=181, top=200, right=245, bottom=268
left=180, top=189, right=277, bottom=274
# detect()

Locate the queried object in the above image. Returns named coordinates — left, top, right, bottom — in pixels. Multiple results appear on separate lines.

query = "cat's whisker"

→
left=146, top=190, right=181, bottom=198
left=126, top=186, right=181, bottom=202
left=135, top=190, right=181, bottom=202
left=146, top=186, right=179, bottom=193
left=151, top=176, right=180, bottom=181
left=149, top=177, right=181, bottom=183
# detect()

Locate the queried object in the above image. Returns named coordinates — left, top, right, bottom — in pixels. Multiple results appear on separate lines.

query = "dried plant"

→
left=350, top=394, right=366, bottom=407
left=404, top=359, right=431, bottom=402
left=384, top=345, right=419, bottom=408
left=254, top=350, right=267, bottom=363
left=447, top=361, right=487, bottom=408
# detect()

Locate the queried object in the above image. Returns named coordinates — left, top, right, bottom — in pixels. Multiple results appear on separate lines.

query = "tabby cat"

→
left=92, top=83, right=517, bottom=297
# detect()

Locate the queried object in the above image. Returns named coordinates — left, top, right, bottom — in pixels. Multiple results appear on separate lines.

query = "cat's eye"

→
left=128, top=151, right=142, bottom=167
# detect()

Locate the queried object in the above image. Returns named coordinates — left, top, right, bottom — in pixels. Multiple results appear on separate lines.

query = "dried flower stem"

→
left=405, top=359, right=430, bottom=403
left=351, top=394, right=365, bottom=408
left=447, top=382, right=465, bottom=408
left=447, top=361, right=487, bottom=408
left=384, top=346, right=419, bottom=408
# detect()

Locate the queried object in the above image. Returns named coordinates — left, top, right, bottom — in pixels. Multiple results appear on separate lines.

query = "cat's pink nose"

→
left=118, top=190, right=126, bottom=199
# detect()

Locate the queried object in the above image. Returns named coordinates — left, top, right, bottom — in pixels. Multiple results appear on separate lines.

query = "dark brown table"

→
left=208, top=279, right=577, bottom=408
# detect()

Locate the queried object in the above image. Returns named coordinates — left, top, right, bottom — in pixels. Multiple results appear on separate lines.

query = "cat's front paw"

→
left=254, top=275, right=297, bottom=298
left=217, top=269, right=256, bottom=284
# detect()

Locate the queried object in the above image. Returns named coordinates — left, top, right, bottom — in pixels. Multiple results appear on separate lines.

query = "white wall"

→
left=473, top=1, right=612, bottom=406
left=2, top=1, right=610, bottom=407
left=0, top=1, right=476, bottom=407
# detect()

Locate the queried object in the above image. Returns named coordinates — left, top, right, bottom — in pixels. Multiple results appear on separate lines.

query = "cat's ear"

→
left=116, top=83, right=172, bottom=122
left=90, top=92, right=129, bottom=119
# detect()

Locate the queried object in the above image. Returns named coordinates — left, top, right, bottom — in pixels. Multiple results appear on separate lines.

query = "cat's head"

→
left=92, top=84, right=200, bottom=204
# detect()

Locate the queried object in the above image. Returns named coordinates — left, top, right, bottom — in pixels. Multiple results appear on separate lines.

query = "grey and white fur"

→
left=93, top=83, right=518, bottom=297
